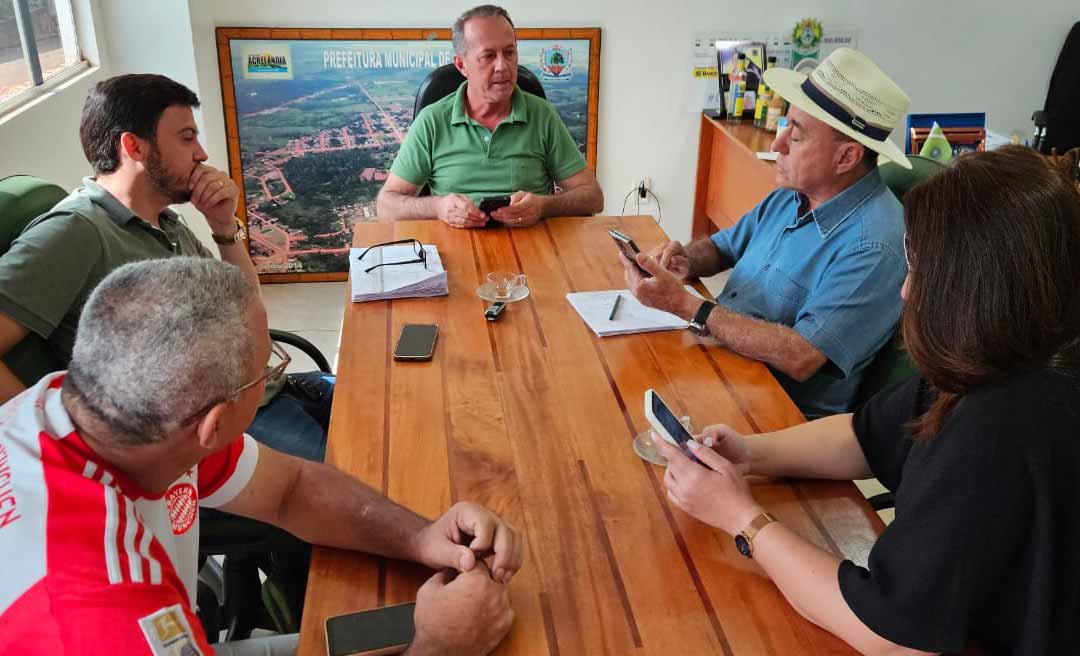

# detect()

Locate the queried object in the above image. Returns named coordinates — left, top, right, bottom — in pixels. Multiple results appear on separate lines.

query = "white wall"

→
left=95, top=0, right=200, bottom=92
left=185, top=0, right=1077, bottom=243
left=0, top=71, right=104, bottom=189
left=92, top=0, right=212, bottom=245
left=4, top=1, right=1077, bottom=245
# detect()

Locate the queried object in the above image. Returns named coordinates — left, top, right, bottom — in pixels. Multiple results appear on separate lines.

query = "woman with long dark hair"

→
left=657, top=145, right=1080, bottom=655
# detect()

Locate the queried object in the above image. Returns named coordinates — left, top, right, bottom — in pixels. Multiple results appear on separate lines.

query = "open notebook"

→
left=567, top=288, right=701, bottom=337
left=349, top=243, right=448, bottom=302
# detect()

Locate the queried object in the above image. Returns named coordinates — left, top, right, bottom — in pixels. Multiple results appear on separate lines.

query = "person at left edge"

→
left=0, top=257, right=522, bottom=655
left=376, top=4, right=604, bottom=229
left=0, top=73, right=332, bottom=462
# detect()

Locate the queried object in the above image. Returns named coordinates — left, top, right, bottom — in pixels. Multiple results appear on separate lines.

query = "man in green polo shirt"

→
left=376, top=4, right=604, bottom=228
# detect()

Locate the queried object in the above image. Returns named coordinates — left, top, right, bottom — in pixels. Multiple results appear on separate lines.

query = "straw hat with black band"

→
left=764, top=47, right=912, bottom=170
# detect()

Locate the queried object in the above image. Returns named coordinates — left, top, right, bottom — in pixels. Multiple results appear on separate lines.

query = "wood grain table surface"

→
left=297, top=215, right=884, bottom=656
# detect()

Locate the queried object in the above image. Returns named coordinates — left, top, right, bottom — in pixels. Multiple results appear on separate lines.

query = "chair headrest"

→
left=413, top=65, right=547, bottom=118
left=0, top=175, right=67, bottom=253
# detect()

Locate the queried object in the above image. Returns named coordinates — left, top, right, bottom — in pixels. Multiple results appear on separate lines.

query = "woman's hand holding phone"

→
left=698, top=424, right=753, bottom=475
left=656, top=437, right=763, bottom=537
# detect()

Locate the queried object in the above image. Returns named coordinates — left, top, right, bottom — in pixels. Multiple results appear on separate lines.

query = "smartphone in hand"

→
left=644, top=389, right=709, bottom=469
left=479, top=195, right=511, bottom=214
left=609, top=229, right=652, bottom=278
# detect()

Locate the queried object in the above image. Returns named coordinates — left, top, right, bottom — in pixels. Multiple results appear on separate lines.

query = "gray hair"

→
left=451, top=5, right=514, bottom=56
left=65, top=257, right=261, bottom=445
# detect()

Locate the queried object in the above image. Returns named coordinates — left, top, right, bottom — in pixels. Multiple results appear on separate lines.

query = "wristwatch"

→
left=734, top=511, right=778, bottom=558
left=212, top=220, right=246, bottom=245
left=688, top=300, right=717, bottom=336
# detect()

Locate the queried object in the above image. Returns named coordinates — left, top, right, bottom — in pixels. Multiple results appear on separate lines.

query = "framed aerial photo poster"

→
left=215, top=27, right=601, bottom=282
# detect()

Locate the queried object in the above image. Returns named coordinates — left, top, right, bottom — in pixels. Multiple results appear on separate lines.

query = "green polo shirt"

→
left=0, top=178, right=212, bottom=365
left=390, top=82, right=587, bottom=200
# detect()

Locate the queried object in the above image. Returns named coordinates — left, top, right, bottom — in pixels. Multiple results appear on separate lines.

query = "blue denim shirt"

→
left=710, top=169, right=906, bottom=417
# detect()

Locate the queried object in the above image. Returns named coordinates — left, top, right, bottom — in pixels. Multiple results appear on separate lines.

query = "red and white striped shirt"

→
left=0, top=373, right=258, bottom=655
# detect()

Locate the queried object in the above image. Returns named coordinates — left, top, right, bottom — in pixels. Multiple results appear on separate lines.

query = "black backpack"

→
left=1044, top=21, right=1080, bottom=154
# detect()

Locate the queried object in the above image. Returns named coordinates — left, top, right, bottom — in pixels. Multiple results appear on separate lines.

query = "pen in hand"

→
left=608, top=294, right=622, bottom=321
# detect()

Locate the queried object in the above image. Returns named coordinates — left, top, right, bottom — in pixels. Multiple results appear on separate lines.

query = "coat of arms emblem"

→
left=539, top=45, right=573, bottom=80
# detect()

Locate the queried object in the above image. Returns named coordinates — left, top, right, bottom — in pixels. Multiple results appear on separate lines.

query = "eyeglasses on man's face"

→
left=355, top=238, right=427, bottom=274
left=235, top=340, right=291, bottom=396
left=175, top=341, right=291, bottom=428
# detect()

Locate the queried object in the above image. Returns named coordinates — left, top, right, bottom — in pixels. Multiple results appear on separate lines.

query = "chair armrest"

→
left=269, top=328, right=332, bottom=374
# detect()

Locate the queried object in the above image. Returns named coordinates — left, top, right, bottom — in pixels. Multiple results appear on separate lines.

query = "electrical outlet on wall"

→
left=630, top=177, right=652, bottom=195
left=624, top=176, right=660, bottom=220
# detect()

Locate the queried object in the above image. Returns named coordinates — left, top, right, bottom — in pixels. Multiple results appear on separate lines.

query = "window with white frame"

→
left=0, top=0, right=84, bottom=106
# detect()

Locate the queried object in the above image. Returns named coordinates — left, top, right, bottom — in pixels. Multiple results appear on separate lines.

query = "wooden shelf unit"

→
left=691, top=114, right=778, bottom=239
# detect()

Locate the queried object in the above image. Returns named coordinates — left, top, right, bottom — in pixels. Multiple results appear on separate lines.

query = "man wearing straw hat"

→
left=623, top=48, right=912, bottom=418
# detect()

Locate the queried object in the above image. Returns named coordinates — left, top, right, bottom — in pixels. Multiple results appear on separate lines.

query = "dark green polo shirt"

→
left=0, top=178, right=212, bottom=364
left=390, top=82, right=586, bottom=201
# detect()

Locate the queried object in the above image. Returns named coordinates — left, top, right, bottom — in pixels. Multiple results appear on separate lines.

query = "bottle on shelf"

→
left=765, top=80, right=787, bottom=132
left=726, top=53, right=748, bottom=123
left=753, top=55, right=776, bottom=129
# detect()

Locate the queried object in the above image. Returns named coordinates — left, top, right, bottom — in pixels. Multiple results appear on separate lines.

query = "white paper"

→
left=685, top=34, right=724, bottom=113
left=349, top=243, right=448, bottom=302
left=685, top=27, right=859, bottom=90
left=567, top=288, right=697, bottom=337
left=756, top=151, right=778, bottom=161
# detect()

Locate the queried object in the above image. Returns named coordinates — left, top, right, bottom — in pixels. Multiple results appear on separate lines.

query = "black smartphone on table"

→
left=393, top=324, right=439, bottom=361
left=609, top=228, right=652, bottom=277
left=325, top=602, right=416, bottom=656
left=479, top=195, right=512, bottom=227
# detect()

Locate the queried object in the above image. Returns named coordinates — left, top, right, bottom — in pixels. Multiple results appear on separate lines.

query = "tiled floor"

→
left=260, top=277, right=894, bottom=524
left=262, top=282, right=347, bottom=374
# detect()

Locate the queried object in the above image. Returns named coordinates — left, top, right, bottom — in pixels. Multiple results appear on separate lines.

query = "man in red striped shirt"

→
left=0, top=257, right=520, bottom=655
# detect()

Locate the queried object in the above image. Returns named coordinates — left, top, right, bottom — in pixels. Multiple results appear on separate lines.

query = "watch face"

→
left=735, top=534, right=752, bottom=558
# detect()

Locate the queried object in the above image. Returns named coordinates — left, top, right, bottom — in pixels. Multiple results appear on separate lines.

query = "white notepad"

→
left=566, top=289, right=692, bottom=337
left=349, top=244, right=448, bottom=302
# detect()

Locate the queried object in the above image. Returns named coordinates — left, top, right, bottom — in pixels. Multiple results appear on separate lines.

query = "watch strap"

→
left=743, top=511, right=778, bottom=541
left=736, top=511, right=778, bottom=558
left=689, top=300, right=716, bottom=336
left=211, top=221, right=246, bottom=245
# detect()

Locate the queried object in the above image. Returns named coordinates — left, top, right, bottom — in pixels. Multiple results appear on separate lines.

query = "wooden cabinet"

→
left=691, top=114, right=778, bottom=238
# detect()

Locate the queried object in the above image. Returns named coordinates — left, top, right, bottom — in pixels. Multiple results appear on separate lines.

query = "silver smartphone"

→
left=643, top=389, right=709, bottom=469
left=608, top=229, right=652, bottom=277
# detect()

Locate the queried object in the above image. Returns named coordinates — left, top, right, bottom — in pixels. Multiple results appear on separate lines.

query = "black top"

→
left=839, top=369, right=1080, bottom=655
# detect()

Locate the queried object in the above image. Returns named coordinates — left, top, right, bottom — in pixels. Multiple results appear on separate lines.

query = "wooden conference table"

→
left=297, top=215, right=884, bottom=655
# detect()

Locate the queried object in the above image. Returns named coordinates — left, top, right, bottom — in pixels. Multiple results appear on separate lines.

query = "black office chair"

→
left=0, top=175, right=325, bottom=642
left=413, top=64, right=546, bottom=119
left=196, top=333, right=333, bottom=642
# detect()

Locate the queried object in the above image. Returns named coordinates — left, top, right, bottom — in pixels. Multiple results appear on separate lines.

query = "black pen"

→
left=608, top=294, right=622, bottom=321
